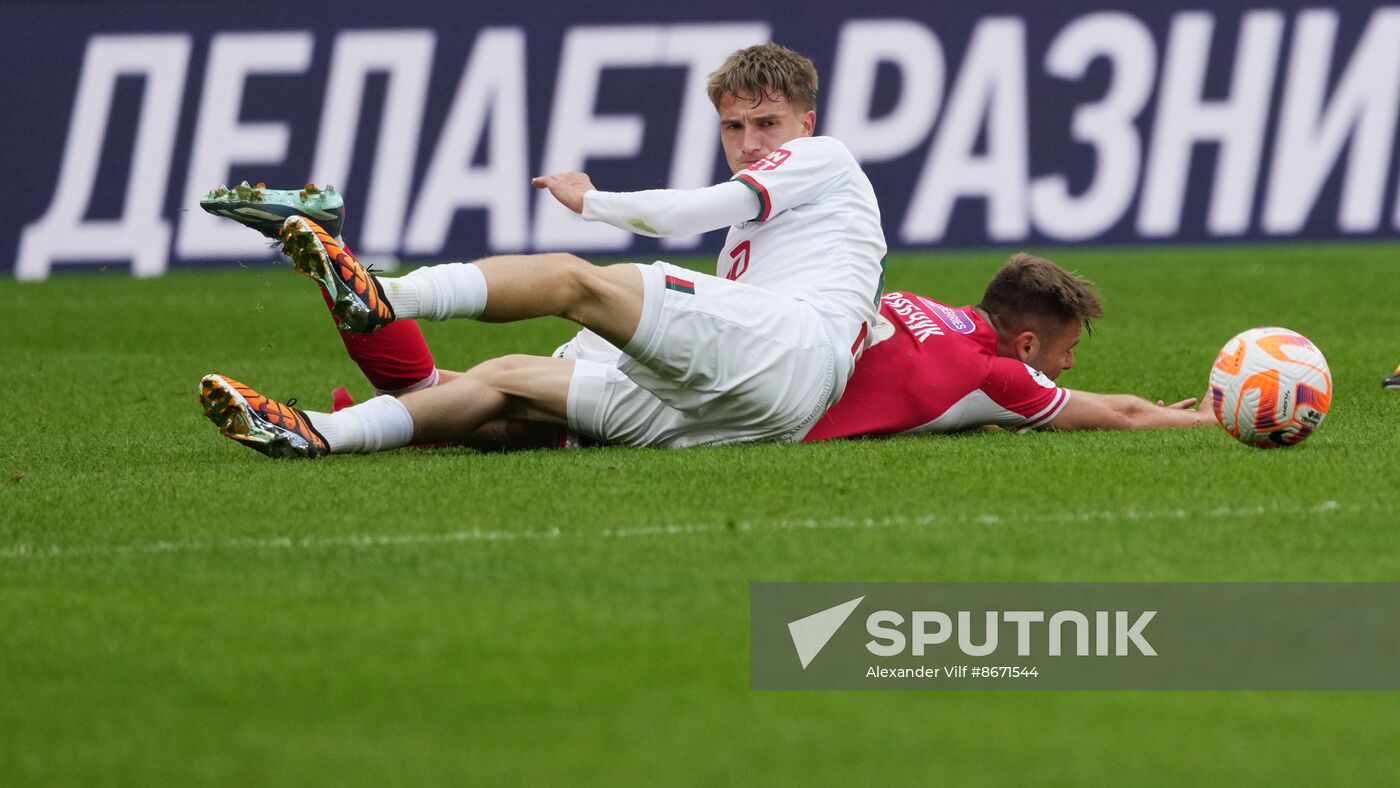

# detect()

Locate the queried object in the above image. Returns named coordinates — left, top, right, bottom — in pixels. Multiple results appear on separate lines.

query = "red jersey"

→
left=805, top=292, right=1070, bottom=441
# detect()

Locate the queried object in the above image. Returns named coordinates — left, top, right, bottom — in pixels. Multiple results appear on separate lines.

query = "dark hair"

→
left=707, top=43, right=818, bottom=112
left=978, top=253, right=1104, bottom=336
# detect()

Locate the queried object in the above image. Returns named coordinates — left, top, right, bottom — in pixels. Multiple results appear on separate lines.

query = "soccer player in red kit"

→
left=807, top=253, right=1213, bottom=440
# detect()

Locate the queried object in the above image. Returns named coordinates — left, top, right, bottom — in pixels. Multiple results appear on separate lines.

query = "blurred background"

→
left=4, top=0, right=1396, bottom=280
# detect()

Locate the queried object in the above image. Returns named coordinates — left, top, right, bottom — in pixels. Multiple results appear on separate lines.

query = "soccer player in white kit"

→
left=198, top=43, right=888, bottom=458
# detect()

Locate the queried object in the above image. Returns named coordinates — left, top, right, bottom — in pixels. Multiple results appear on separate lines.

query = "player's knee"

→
left=470, top=354, right=537, bottom=388
left=545, top=254, right=616, bottom=321
left=465, top=354, right=569, bottom=420
left=536, top=253, right=593, bottom=286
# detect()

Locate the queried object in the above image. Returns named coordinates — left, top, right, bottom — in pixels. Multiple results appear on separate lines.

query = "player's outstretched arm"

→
left=532, top=173, right=758, bottom=238
left=1047, top=390, right=1216, bottom=431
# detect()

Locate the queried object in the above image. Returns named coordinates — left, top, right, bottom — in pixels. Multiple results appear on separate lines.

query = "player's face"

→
left=717, top=92, right=816, bottom=174
left=1028, top=321, right=1081, bottom=381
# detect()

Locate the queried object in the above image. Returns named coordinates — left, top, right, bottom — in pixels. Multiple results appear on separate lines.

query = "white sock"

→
left=305, top=395, right=415, bottom=454
left=381, top=263, right=488, bottom=321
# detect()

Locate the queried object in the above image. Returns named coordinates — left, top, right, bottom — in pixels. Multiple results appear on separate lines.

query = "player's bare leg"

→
left=331, top=368, right=565, bottom=452
left=200, top=355, right=575, bottom=458
left=278, top=216, right=645, bottom=352
left=396, top=355, right=573, bottom=444
left=304, top=354, right=575, bottom=455
left=469, top=255, right=644, bottom=350
left=330, top=372, right=565, bottom=453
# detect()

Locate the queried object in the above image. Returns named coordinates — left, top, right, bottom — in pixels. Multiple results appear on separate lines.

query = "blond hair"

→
left=706, top=43, right=818, bottom=111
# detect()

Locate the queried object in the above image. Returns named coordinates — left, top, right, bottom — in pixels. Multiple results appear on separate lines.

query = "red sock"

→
left=319, top=289, right=436, bottom=392
left=330, top=387, right=356, bottom=412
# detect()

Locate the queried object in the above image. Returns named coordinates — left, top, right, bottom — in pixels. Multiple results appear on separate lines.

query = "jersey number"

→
left=726, top=241, right=751, bottom=281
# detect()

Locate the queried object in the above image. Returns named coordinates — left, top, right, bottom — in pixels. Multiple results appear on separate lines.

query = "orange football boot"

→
left=279, top=215, right=395, bottom=333
left=199, top=374, right=330, bottom=459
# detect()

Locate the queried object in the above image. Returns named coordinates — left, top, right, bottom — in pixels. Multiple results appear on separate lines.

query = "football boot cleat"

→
left=199, top=374, right=329, bottom=459
left=200, top=181, right=345, bottom=240
left=278, top=216, right=395, bottom=333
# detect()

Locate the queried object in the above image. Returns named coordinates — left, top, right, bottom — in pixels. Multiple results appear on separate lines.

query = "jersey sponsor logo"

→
left=747, top=148, right=792, bottom=172
left=1023, top=363, right=1056, bottom=389
left=881, top=292, right=944, bottom=342
left=726, top=240, right=750, bottom=280
left=917, top=297, right=975, bottom=334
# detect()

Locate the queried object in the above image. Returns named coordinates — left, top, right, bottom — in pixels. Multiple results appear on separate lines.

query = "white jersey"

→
left=725, top=136, right=886, bottom=353
left=566, top=134, right=888, bottom=442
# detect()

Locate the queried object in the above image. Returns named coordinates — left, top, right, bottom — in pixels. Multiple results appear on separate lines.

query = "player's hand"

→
left=1196, top=388, right=1217, bottom=423
left=531, top=172, right=596, bottom=214
left=1159, top=397, right=1198, bottom=410
left=1157, top=395, right=1215, bottom=425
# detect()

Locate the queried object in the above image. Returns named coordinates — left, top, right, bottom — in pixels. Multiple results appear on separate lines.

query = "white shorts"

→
left=557, top=261, right=853, bottom=448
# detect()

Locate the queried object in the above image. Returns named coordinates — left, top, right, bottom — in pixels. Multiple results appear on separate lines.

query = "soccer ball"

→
left=1208, top=327, right=1331, bottom=448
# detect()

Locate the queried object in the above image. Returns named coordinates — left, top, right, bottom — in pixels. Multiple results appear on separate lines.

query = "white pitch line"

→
left=0, top=500, right=1351, bottom=562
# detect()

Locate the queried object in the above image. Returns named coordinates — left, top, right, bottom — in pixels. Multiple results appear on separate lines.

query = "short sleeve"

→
left=981, top=358, right=1071, bottom=433
left=730, top=136, right=851, bottom=222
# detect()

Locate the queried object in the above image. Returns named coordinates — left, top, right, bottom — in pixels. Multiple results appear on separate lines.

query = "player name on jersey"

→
left=882, top=293, right=948, bottom=342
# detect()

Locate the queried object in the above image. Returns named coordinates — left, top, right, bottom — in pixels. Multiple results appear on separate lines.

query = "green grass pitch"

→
left=3, top=244, right=1399, bottom=785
